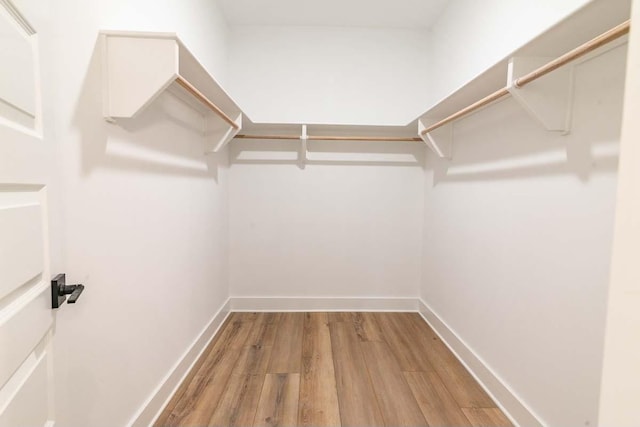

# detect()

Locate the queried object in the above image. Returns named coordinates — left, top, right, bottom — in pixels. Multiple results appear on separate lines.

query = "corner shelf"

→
left=100, top=30, right=243, bottom=152
left=100, top=0, right=629, bottom=161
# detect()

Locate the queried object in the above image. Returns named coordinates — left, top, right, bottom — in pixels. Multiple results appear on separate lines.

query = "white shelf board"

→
left=99, top=0, right=630, bottom=157
left=415, top=0, right=630, bottom=131
left=100, top=30, right=244, bottom=152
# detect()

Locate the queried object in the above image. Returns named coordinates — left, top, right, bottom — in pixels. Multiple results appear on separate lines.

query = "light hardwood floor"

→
left=155, top=312, right=512, bottom=427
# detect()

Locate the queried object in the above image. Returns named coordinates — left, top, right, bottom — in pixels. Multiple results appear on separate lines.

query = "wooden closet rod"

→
left=514, top=20, right=630, bottom=88
left=175, top=75, right=240, bottom=130
left=421, top=20, right=630, bottom=136
left=420, top=87, right=511, bottom=136
left=234, top=134, right=423, bottom=142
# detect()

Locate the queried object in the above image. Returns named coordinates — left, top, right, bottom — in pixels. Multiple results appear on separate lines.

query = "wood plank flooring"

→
left=156, top=312, right=512, bottom=427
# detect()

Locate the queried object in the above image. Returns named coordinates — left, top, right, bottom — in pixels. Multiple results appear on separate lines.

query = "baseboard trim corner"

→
left=229, top=296, right=419, bottom=312
left=417, top=298, right=543, bottom=427
left=127, top=298, right=231, bottom=427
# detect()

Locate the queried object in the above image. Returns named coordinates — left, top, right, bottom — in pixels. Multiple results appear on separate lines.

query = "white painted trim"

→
left=0, top=0, right=35, bottom=36
left=127, top=298, right=231, bottom=427
left=229, top=296, right=418, bottom=312
left=417, top=298, right=543, bottom=427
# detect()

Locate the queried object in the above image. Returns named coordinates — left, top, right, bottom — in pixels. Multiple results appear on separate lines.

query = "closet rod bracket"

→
left=299, top=124, right=308, bottom=169
left=418, top=119, right=452, bottom=159
left=207, top=113, right=243, bottom=153
left=507, top=57, right=574, bottom=134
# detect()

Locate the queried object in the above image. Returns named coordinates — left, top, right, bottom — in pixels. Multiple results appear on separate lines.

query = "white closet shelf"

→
left=416, top=1, right=630, bottom=158
left=237, top=122, right=420, bottom=142
left=234, top=2, right=630, bottom=159
left=100, top=30, right=243, bottom=152
left=100, top=0, right=629, bottom=158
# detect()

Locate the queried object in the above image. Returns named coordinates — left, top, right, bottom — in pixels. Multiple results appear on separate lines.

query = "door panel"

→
left=0, top=7, right=36, bottom=118
left=0, top=352, right=49, bottom=427
left=0, top=203, right=44, bottom=300
left=0, top=286, right=52, bottom=388
left=0, top=0, right=56, bottom=425
left=0, top=0, right=37, bottom=131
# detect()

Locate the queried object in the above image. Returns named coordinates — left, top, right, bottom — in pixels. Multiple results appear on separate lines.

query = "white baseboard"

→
left=127, top=298, right=231, bottom=427
left=229, top=296, right=418, bottom=312
left=417, top=298, right=543, bottom=427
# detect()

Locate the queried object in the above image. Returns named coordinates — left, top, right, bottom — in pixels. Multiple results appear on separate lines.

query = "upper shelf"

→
left=100, top=30, right=243, bottom=152
left=412, top=0, right=630, bottom=158
left=100, top=0, right=630, bottom=158
left=415, top=0, right=630, bottom=128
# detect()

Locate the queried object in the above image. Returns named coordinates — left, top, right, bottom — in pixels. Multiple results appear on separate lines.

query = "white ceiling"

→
left=217, top=0, right=451, bottom=29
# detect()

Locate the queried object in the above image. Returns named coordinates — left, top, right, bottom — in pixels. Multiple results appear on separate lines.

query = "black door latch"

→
left=51, top=274, right=85, bottom=309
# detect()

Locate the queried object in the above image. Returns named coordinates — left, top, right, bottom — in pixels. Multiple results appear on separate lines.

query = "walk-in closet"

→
left=1, top=0, right=638, bottom=425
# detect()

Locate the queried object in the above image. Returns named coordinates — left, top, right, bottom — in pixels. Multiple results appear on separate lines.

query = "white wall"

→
left=599, top=0, right=640, bottom=423
left=226, top=25, right=430, bottom=300
left=223, top=3, right=622, bottom=307
left=228, top=143, right=425, bottom=300
left=227, top=25, right=431, bottom=125
left=420, top=43, right=627, bottom=426
left=45, top=1, right=231, bottom=426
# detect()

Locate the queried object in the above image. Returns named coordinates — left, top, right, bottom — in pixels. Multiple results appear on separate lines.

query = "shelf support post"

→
left=299, top=124, right=308, bottom=169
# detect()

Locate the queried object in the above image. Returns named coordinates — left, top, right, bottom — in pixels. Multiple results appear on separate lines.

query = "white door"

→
left=0, top=0, right=58, bottom=426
